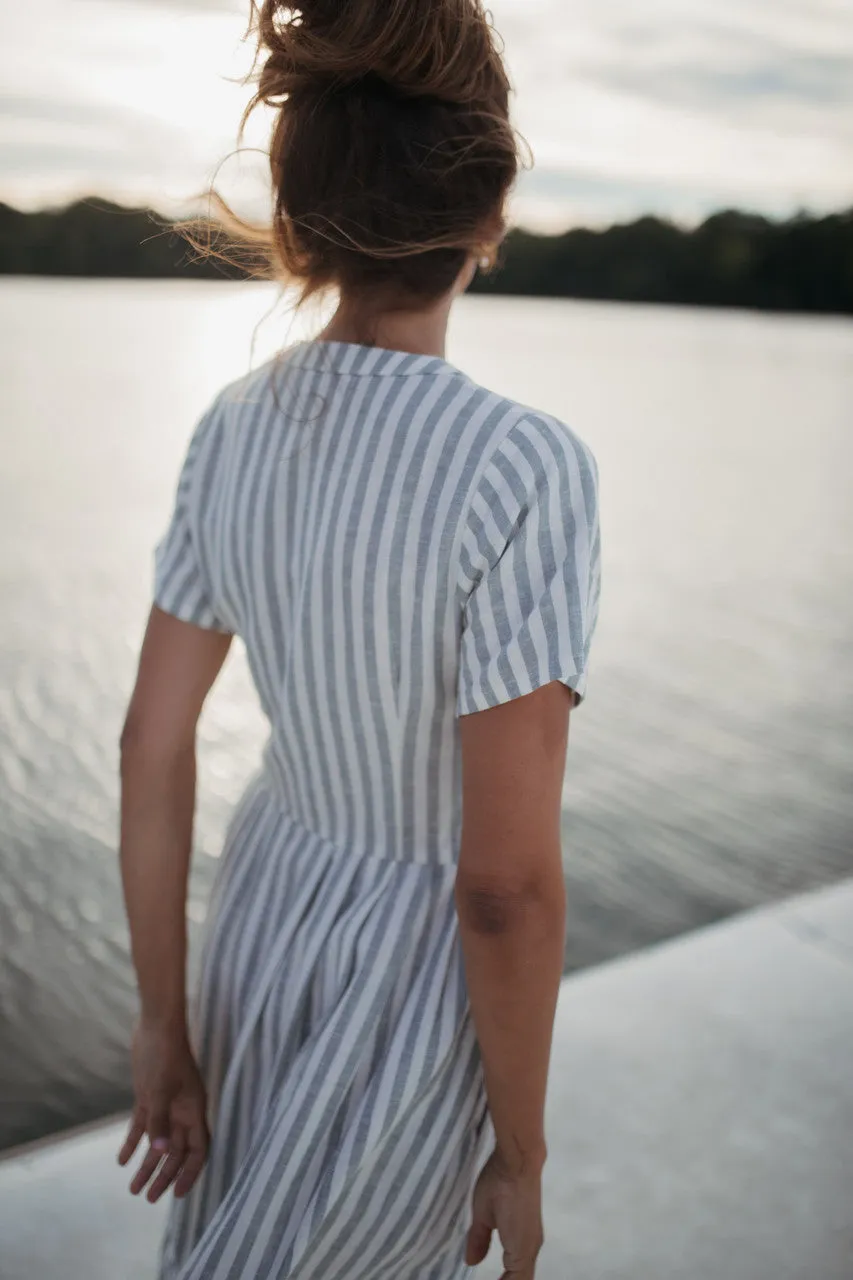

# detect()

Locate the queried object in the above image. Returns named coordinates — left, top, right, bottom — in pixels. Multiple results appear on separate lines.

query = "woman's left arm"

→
left=117, top=604, right=231, bottom=1202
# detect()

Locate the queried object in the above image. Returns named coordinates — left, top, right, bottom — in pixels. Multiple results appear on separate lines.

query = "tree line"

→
left=0, top=198, right=850, bottom=314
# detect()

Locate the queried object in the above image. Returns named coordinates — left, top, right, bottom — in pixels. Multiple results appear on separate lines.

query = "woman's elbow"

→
left=119, top=708, right=194, bottom=768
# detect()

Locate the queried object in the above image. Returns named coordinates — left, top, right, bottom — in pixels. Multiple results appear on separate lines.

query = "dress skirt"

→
left=157, top=776, right=493, bottom=1280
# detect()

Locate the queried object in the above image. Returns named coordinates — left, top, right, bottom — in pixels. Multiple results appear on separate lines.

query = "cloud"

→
left=0, top=0, right=265, bottom=208
left=491, top=0, right=853, bottom=221
left=0, top=0, right=851, bottom=224
left=593, top=51, right=853, bottom=115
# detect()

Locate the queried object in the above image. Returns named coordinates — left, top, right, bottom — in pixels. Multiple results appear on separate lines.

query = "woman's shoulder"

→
left=504, top=406, right=598, bottom=482
left=450, top=367, right=599, bottom=492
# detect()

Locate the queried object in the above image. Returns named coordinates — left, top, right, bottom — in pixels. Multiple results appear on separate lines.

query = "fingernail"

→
left=152, top=1138, right=170, bottom=1152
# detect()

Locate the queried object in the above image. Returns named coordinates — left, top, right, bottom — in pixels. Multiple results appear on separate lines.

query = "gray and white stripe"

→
left=152, top=339, right=601, bottom=1280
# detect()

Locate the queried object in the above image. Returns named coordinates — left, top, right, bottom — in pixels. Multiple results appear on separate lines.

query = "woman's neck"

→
left=317, top=293, right=453, bottom=359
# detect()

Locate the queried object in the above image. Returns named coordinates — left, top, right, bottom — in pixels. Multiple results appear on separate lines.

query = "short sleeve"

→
left=457, top=414, right=601, bottom=716
left=153, top=401, right=231, bottom=633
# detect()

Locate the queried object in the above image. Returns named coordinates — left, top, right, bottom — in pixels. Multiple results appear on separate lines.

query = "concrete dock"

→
left=1, top=878, right=851, bottom=1279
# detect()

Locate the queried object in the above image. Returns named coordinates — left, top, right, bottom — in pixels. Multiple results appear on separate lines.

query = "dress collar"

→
left=285, top=339, right=452, bottom=378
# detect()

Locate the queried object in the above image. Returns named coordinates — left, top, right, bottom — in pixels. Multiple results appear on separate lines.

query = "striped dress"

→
left=152, top=339, right=602, bottom=1280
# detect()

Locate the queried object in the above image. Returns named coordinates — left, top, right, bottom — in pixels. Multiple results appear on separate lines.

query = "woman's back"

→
left=155, top=338, right=601, bottom=866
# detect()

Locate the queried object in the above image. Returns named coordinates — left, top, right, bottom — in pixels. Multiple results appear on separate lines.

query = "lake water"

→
left=1, top=279, right=851, bottom=1152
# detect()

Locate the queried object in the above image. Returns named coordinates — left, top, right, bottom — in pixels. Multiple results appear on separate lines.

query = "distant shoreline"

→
left=1, top=198, right=851, bottom=316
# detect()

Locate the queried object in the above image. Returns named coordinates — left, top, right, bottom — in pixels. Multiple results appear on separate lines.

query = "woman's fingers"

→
left=146, top=1126, right=188, bottom=1203
left=117, top=1110, right=147, bottom=1167
left=146, top=1151, right=184, bottom=1203
left=122, top=1066, right=210, bottom=1199
left=173, top=1120, right=209, bottom=1199
left=173, top=1150, right=205, bottom=1199
left=129, top=1096, right=181, bottom=1194
left=146, top=1093, right=172, bottom=1151
left=130, top=1111, right=208, bottom=1201
left=465, top=1218, right=493, bottom=1265
left=129, top=1141, right=167, bottom=1195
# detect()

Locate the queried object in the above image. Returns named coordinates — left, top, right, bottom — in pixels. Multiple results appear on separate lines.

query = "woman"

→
left=117, top=2, right=602, bottom=1277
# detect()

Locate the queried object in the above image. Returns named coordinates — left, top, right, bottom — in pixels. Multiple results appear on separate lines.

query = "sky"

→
left=1, top=0, right=851, bottom=229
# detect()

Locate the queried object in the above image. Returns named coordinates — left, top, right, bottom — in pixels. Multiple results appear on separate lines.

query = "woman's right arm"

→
left=117, top=605, right=231, bottom=1202
left=455, top=679, right=573, bottom=1275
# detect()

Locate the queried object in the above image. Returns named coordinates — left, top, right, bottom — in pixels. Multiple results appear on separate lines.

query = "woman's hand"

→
left=464, top=1147, right=545, bottom=1278
left=117, top=1019, right=210, bottom=1203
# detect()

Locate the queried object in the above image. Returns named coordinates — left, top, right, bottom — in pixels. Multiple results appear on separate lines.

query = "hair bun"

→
left=253, top=0, right=509, bottom=106
left=203, top=0, right=519, bottom=306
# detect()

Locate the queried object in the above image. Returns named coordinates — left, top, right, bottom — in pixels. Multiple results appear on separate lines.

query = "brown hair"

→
left=196, top=0, right=520, bottom=305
